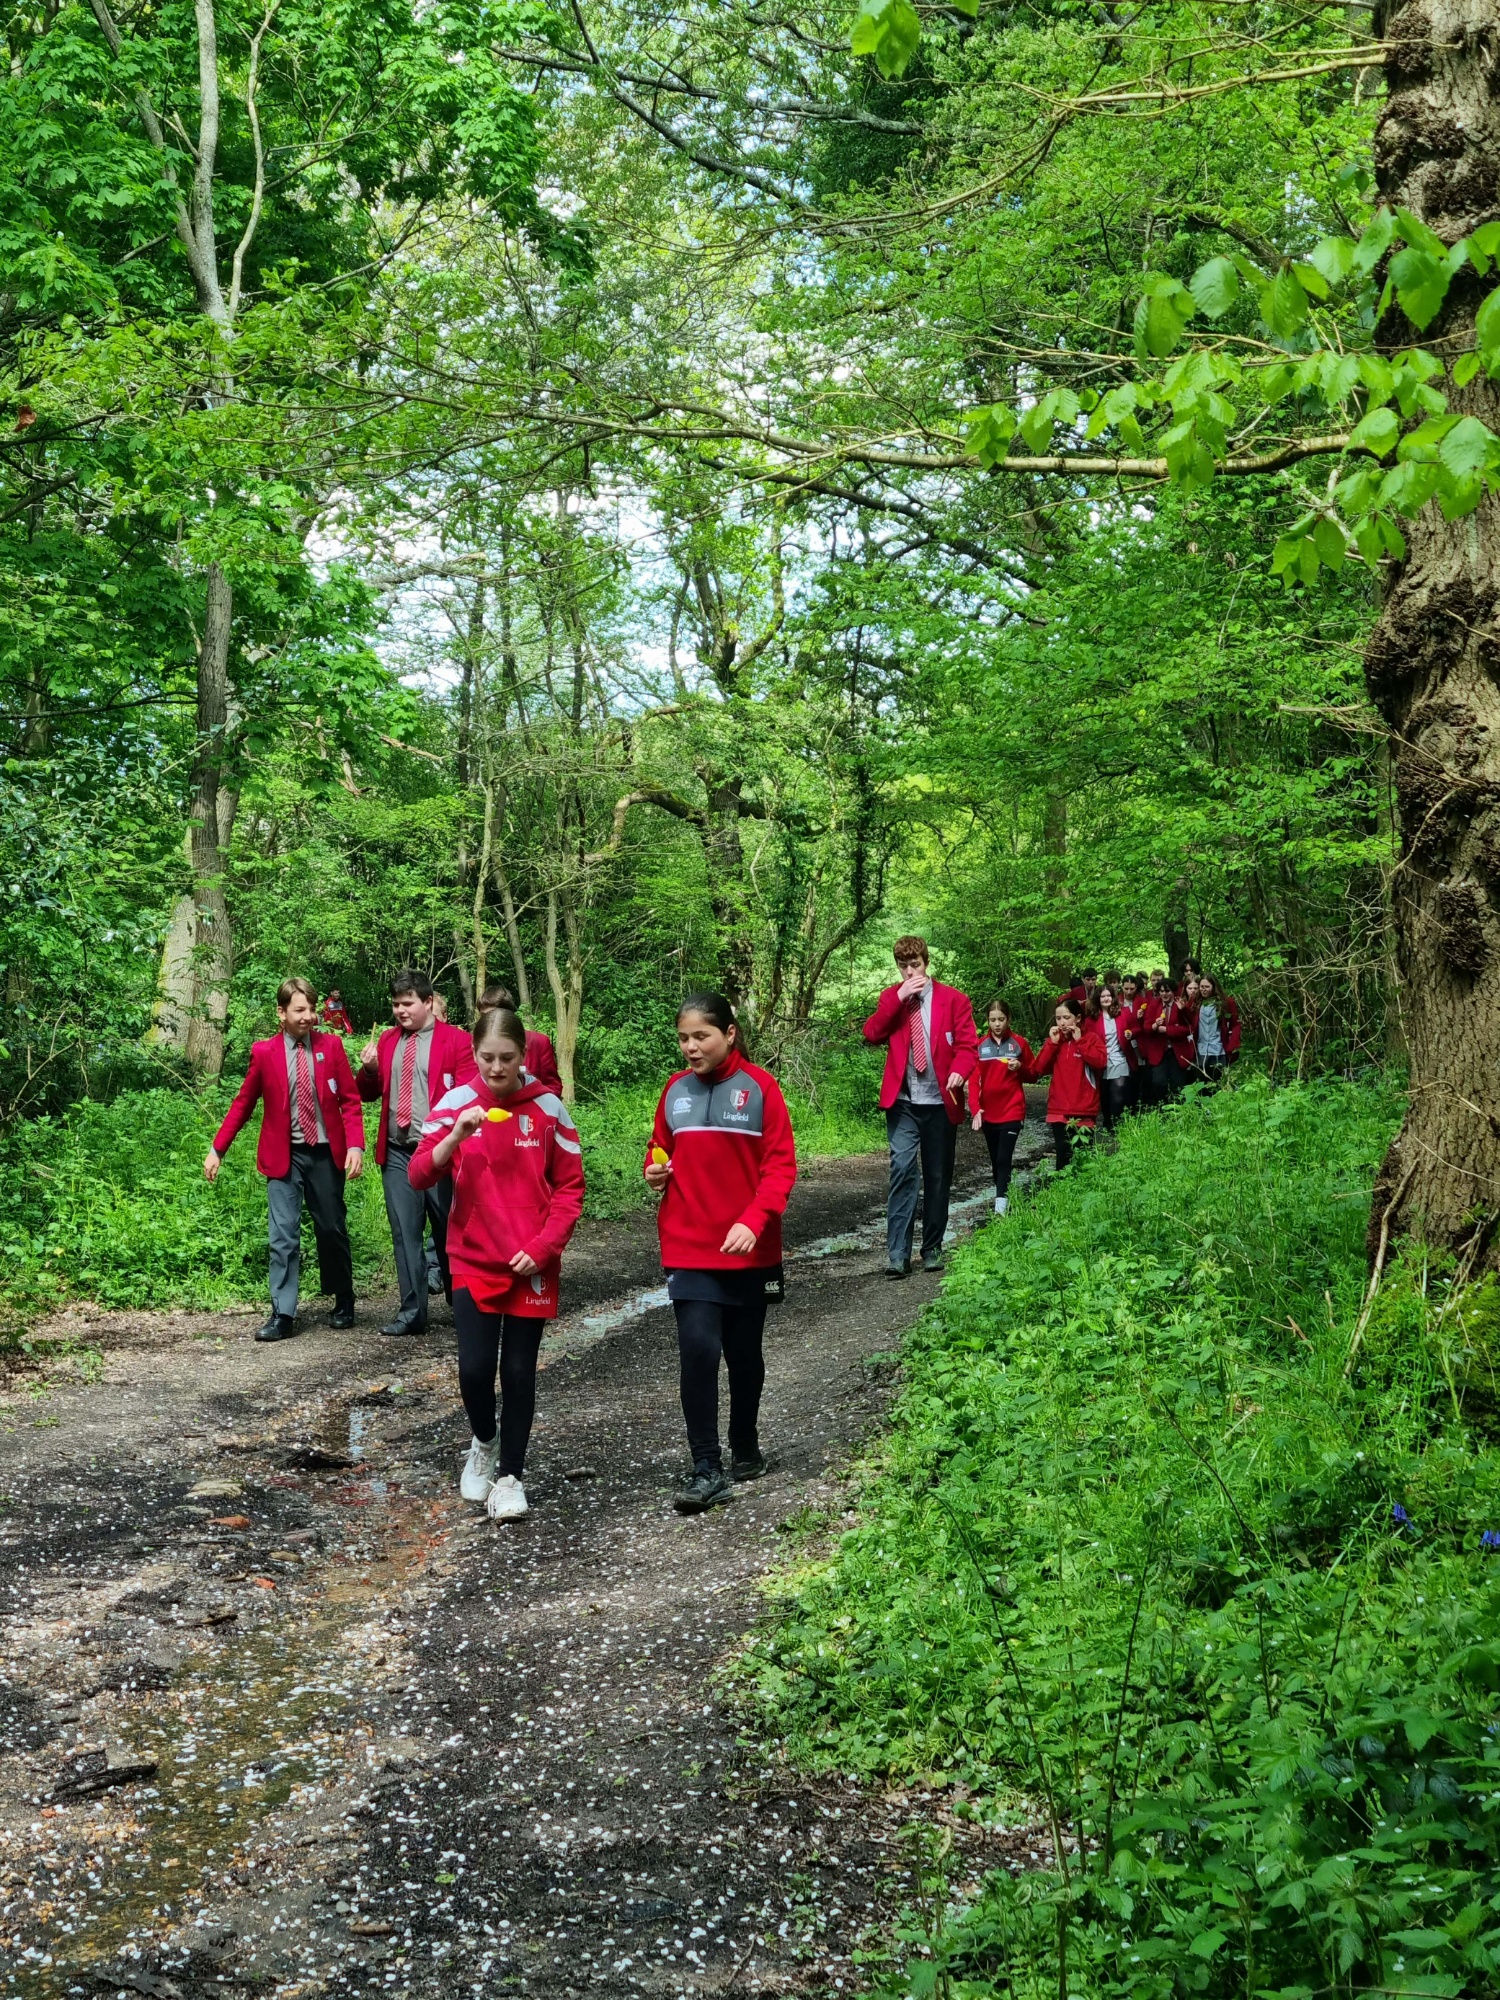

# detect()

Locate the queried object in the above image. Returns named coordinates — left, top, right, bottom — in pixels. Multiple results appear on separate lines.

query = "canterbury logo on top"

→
left=663, top=1070, right=766, bottom=1137
left=978, top=1037, right=1023, bottom=1063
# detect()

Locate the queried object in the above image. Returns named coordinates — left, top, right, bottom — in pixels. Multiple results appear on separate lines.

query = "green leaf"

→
left=1350, top=407, right=1400, bottom=457
left=1292, top=262, right=1330, bottom=300
left=850, top=0, right=921, bottom=79
left=1189, top=256, right=1240, bottom=319
left=1393, top=207, right=1448, bottom=260
left=965, top=403, right=1016, bottom=468
left=1476, top=286, right=1500, bottom=358
left=1454, top=352, right=1483, bottom=387
left=1437, top=414, right=1495, bottom=479
left=1309, top=236, right=1356, bottom=287
left=1312, top=517, right=1346, bottom=568
left=1354, top=519, right=1386, bottom=566
left=1390, top=245, right=1452, bottom=330
left=1189, top=1929, right=1228, bottom=1959
left=1262, top=265, right=1309, bottom=338
left=1351, top=206, right=1395, bottom=277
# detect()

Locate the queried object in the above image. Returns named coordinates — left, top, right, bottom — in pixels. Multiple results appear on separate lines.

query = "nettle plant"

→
left=962, top=186, right=1500, bottom=587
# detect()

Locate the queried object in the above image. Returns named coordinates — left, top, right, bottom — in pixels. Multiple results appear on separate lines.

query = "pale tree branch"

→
left=229, top=0, right=279, bottom=319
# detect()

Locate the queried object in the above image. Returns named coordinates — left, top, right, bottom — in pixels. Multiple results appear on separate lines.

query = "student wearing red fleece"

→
left=863, top=936, right=979, bottom=1278
left=968, top=999, right=1034, bottom=1217
left=1030, top=995, right=1107, bottom=1170
left=410, top=1006, right=585, bottom=1522
left=644, top=993, right=798, bottom=1517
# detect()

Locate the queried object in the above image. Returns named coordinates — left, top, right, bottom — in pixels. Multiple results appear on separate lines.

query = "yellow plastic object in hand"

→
left=651, top=1146, right=670, bottom=1166
left=486, top=1107, right=512, bottom=1123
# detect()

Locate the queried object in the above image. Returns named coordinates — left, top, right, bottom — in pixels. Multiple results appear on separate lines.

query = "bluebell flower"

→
left=1392, top=1504, right=1410, bottom=1528
left=1482, top=1529, right=1500, bottom=1552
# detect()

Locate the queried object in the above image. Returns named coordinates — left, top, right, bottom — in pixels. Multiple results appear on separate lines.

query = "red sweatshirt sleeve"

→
left=948, top=995, right=979, bottom=1081
left=212, top=1051, right=265, bottom=1157
left=1030, top=1036, right=1060, bottom=1080
left=521, top=1122, right=586, bottom=1267
left=409, top=1089, right=467, bottom=1191
left=1078, top=1026, right=1108, bottom=1073
left=528, top=1031, right=563, bottom=1093
left=1161, top=1006, right=1193, bottom=1044
left=863, top=985, right=909, bottom=1045
left=1015, top=1034, right=1037, bottom=1082
left=737, top=1078, right=798, bottom=1242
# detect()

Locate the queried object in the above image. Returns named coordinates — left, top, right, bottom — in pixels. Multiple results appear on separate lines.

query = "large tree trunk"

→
left=1366, top=0, right=1500, bottom=1264
left=543, top=888, right=584, bottom=1102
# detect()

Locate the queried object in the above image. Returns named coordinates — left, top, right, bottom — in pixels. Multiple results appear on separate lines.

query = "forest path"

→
left=0, top=1124, right=1051, bottom=2000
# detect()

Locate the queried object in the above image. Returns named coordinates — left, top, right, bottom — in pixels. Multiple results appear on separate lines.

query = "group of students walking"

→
left=861, top=937, right=1240, bottom=1279
left=203, top=971, right=793, bottom=1521
left=201, top=940, right=1237, bottom=1526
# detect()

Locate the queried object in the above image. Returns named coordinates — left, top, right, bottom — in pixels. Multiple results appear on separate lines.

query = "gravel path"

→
left=0, top=1126, right=1051, bottom=1999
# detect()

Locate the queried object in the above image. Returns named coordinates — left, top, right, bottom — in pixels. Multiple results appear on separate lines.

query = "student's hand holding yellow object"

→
left=644, top=1144, right=671, bottom=1192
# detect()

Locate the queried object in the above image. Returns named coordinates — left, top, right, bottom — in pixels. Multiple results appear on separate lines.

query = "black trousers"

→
left=1145, top=1058, right=1176, bottom=1107
left=266, top=1144, right=352, bottom=1318
left=674, top=1297, right=767, bottom=1471
left=981, top=1119, right=1023, bottom=1198
left=885, top=1099, right=957, bottom=1265
left=452, top=1291, right=545, bottom=1478
left=1100, top=1077, right=1131, bottom=1131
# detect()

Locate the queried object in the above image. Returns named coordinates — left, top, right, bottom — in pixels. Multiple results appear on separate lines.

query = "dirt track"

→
left=0, top=1125, right=1051, bottom=1999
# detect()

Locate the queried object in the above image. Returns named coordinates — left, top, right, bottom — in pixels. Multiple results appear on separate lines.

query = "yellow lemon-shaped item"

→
left=651, top=1146, right=670, bottom=1166
left=486, top=1107, right=512, bottom=1123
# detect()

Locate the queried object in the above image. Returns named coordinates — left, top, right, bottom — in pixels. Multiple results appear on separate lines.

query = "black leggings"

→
left=452, top=1290, right=545, bottom=1478
left=981, top=1120, right=1023, bottom=1198
left=1051, top=1121, right=1094, bottom=1171
left=674, top=1298, right=767, bottom=1471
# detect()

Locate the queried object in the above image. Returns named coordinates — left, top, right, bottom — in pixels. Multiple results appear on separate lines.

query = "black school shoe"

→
left=884, top=1261, right=911, bottom=1280
left=255, top=1314, right=298, bottom=1343
left=731, top=1450, right=768, bottom=1483
left=674, top=1466, right=733, bottom=1514
left=328, top=1302, right=356, bottom=1329
left=380, top=1315, right=427, bottom=1338
left=922, top=1252, right=945, bottom=1273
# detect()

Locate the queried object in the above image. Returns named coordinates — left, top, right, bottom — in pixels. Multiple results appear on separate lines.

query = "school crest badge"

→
left=518, top=1113, right=533, bottom=1136
left=730, top=1088, right=750, bottom=1110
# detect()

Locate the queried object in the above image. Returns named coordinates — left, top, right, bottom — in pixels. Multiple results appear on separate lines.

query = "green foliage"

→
left=735, top=1077, right=1500, bottom=1994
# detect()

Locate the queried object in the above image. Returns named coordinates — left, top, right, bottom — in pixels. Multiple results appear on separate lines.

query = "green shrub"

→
left=736, top=1076, right=1500, bottom=1997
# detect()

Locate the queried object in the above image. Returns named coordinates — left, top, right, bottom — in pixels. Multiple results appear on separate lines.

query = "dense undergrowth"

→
left=0, top=1060, right=881, bottom=1317
left=739, top=1076, right=1500, bottom=1997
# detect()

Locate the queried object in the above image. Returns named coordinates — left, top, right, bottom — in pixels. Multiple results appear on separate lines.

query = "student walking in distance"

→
left=1095, top=984, right=1138, bottom=1132
left=204, top=976, right=365, bottom=1342
left=1161, top=979, right=1199, bottom=1092
left=863, top=936, right=979, bottom=1278
left=969, top=1000, right=1033, bottom=1217
left=1191, top=973, right=1240, bottom=1085
left=319, top=987, right=354, bottom=1034
left=357, top=968, right=476, bottom=1338
left=1031, top=995, right=1107, bottom=1170
left=411, top=1007, right=584, bottom=1522
left=644, top=993, right=797, bottom=1516
left=1134, top=976, right=1172, bottom=1108
left=477, top=983, right=562, bottom=1094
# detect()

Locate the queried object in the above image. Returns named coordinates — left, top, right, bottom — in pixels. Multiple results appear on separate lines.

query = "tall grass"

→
left=736, top=1075, right=1500, bottom=1997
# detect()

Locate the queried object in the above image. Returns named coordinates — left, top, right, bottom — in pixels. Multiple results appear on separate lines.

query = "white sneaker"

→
left=994, top=1196, right=1008, bottom=1216
left=486, top=1474, right=528, bottom=1522
left=460, top=1434, right=502, bottom=1502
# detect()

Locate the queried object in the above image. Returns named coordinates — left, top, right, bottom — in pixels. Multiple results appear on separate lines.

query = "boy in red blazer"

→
left=357, top=967, right=476, bottom=1337
left=204, top=976, right=366, bottom=1343
left=863, top=935, right=979, bottom=1277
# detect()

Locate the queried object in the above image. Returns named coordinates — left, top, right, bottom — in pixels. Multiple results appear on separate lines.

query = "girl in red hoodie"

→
left=1030, top=996, right=1107, bottom=1170
left=644, top=992, right=798, bottom=1516
left=968, top=999, right=1034, bottom=1218
left=410, top=1006, right=585, bottom=1523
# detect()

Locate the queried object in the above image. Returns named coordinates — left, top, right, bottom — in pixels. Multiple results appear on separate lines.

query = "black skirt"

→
left=666, top=1265, right=785, bottom=1307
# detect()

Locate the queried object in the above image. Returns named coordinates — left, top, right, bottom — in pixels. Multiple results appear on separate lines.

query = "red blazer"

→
left=1161, top=998, right=1198, bottom=1071
left=1203, top=994, right=1242, bottom=1059
left=525, top=1029, right=562, bottom=1093
left=1030, top=1025, right=1107, bottom=1124
left=357, top=1021, right=477, bottom=1167
left=1134, top=992, right=1169, bottom=1066
left=213, top=1033, right=365, bottom=1178
left=863, top=980, right=979, bottom=1125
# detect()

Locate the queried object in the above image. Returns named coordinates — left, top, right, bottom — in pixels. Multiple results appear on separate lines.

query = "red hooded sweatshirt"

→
left=1030, top=1024, right=1107, bottom=1125
left=646, top=1051, right=797, bottom=1271
left=967, top=1031, right=1035, bottom=1124
left=409, top=1076, right=584, bottom=1316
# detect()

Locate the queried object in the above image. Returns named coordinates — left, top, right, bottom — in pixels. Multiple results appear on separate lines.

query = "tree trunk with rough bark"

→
left=543, top=888, right=584, bottom=1103
left=181, top=563, right=233, bottom=1075
left=1367, top=0, right=1500, bottom=1265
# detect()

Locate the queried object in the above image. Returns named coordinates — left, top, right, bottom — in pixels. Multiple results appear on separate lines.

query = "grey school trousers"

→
left=267, top=1144, right=353, bottom=1318
left=885, top=1098, right=957, bottom=1267
left=381, top=1144, right=452, bottom=1328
